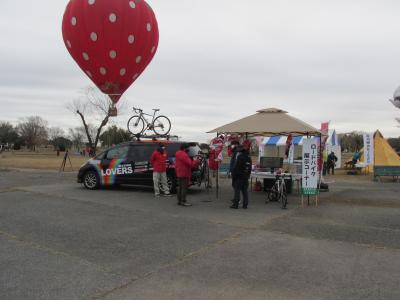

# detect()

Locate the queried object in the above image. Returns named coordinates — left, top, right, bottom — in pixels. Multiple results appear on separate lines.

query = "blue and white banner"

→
left=263, top=136, right=305, bottom=146
left=363, top=132, right=374, bottom=166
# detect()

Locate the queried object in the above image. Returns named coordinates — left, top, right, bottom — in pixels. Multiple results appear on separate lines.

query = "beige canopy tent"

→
left=207, top=108, right=321, bottom=199
left=208, top=108, right=320, bottom=136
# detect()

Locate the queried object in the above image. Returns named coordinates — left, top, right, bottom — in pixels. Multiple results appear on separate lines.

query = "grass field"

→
left=0, top=150, right=378, bottom=182
left=0, top=151, right=88, bottom=171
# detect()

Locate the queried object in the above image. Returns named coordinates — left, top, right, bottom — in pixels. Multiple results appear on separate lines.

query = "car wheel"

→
left=83, top=170, right=100, bottom=190
left=167, top=174, right=177, bottom=194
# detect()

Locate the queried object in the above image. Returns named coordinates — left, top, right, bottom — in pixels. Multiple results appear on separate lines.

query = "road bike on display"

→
left=267, top=173, right=289, bottom=209
left=192, top=152, right=211, bottom=189
left=127, top=107, right=171, bottom=136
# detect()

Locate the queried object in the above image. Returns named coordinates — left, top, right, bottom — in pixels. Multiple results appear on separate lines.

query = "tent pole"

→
left=317, top=132, right=322, bottom=207
left=216, top=133, right=219, bottom=199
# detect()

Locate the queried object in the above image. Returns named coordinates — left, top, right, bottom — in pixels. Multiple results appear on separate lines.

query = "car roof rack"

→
left=130, top=134, right=180, bottom=142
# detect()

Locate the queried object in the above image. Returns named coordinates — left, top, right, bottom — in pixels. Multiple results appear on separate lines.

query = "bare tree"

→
left=49, top=127, right=74, bottom=151
left=68, top=127, right=85, bottom=151
left=49, top=127, right=64, bottom=140
left=17, top=116, right=48, bottom=151
left=68, top=86, right=124, bottom=154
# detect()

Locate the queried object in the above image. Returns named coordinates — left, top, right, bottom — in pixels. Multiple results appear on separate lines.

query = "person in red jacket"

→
left=150, top=143, right=171, bottom=197
left=175, top=143, right=199, bottom=206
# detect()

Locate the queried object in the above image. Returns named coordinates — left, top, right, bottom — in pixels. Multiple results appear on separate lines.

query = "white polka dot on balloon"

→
left=136, top=56, right=142, bottom=63
left=109, top=50, right=117, bottom=59
left=100, top=67, right=107, bottom=75
left=71, top=17, right=77, bottom=26
left=120, top=68, right=126, bottom=76
left=66, top=40, right=72, bottom=48
left=90, top=32, right=98, bottom=41
left=129, top=1, right=136, bottom=8
left=146, top=23, right=152, bottom=31
left=82, top=52, right=89, bottom=61
left=88, top=0, right=95, bottom=5
left=151, top=46, right=156, bottom=53
left=133, top=73, right=139, bottom=79
left=128, top=35, right=135, bottom=44
left=109, top=13, right=117, bottom=23
left=86, top=71, right=92, bottom=77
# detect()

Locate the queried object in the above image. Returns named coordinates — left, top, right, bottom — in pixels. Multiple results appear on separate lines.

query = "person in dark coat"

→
left=229, top=141, right=240, bottom=179
left=230, top=146, right=252, bottom=209
left=327, top=151, right=338, bottom=175
left=228, top=141, right=240, bottom=203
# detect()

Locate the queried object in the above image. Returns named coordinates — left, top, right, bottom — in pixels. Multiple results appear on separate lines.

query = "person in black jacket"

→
left=327, top=151, right=338, bottom=175
left=230, top=146, right=252, bottom=209
left=229, top=141, right=240, bottom=183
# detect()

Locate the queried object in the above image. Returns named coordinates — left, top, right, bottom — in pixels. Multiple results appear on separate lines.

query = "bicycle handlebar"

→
left=132, top=107, right=143, bottom=114
left=133, top=107, right=160, bottom=115
left=275, top=173, right=290, bottom=180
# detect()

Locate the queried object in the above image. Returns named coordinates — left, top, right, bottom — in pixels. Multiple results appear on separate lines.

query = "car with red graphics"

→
left=77, top=140, right=202, bottom=192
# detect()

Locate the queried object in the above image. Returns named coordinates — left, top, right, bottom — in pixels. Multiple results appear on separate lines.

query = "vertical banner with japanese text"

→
left=363, top=132, right=374, bottom=166
left=302, top=138, right=320, bottom=195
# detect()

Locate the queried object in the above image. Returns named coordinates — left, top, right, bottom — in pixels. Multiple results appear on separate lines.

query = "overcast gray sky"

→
left=1, top=0, right=400, bottom=142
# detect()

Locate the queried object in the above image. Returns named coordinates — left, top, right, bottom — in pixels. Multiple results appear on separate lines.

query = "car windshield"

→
left=165, top=143, right=201, bottom=158
left=188, top=145, right=201, bottom=157
left=94, top=151, right=105, bottom=160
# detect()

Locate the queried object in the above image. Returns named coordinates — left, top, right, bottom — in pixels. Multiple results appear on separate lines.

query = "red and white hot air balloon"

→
left=62, top=0, right=159, bottom=106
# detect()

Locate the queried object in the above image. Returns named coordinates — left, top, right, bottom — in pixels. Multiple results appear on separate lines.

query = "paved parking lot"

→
left=1, top=169, right=400, bottom=299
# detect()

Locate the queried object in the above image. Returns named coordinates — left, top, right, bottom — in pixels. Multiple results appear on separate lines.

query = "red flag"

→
left=285, top=134, right=293, bottom=157
left=320, top=122, right=329, bottom=146
left=321, top=122, right=329, bottom=135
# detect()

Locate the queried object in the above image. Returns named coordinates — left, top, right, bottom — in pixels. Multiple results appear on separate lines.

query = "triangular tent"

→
left=361, top=130, right=400, bottom=172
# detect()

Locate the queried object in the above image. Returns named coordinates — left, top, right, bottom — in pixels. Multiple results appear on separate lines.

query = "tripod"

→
left=59, top=150, right=73, bottom=172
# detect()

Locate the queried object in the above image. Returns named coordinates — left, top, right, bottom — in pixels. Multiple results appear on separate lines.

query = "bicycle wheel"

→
left=127, top=115, right=145, bottom=135
left=204, top=162, right=211, bottom=189
left=198, top=162, right=204, bottom=187
left=196, top=158, right=206, bottom=187
left=281, top=184, right=288, bottom=209
left=268, top=184, right=279, bottom=202
left=153, top=116, right=171, bottom=135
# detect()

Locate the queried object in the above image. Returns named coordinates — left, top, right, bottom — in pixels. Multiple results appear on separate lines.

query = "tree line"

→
left=338, top=132, right=400, bottom=153
left=1, top=86, right=133, bottom=154
left=2, top=85, right=399, bottom=154
left=0, top=119, right=132, bottom=153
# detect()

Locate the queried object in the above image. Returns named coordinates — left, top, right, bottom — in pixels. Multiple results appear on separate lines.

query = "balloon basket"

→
left=109, top=106, right=118, bottom=117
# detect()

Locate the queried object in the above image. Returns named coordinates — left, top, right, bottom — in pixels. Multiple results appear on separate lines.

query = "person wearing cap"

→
left=229, top=141, right=241, bottom=179
left=175, top=144, right=199, bottom=206
left=150, top=143, right=171, bottom=197
left=327, top=151, right=338, bottom=175
left=230, top=145, right=252, bottom=209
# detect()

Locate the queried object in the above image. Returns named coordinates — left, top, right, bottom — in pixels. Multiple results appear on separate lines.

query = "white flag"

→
left=288, top=143, right=294, bottom=164
left=363, top=133, right=374, bottom=166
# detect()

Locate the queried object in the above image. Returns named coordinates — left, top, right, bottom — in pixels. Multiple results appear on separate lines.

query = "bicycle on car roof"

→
left=127, top=107, right=171, bottom=136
